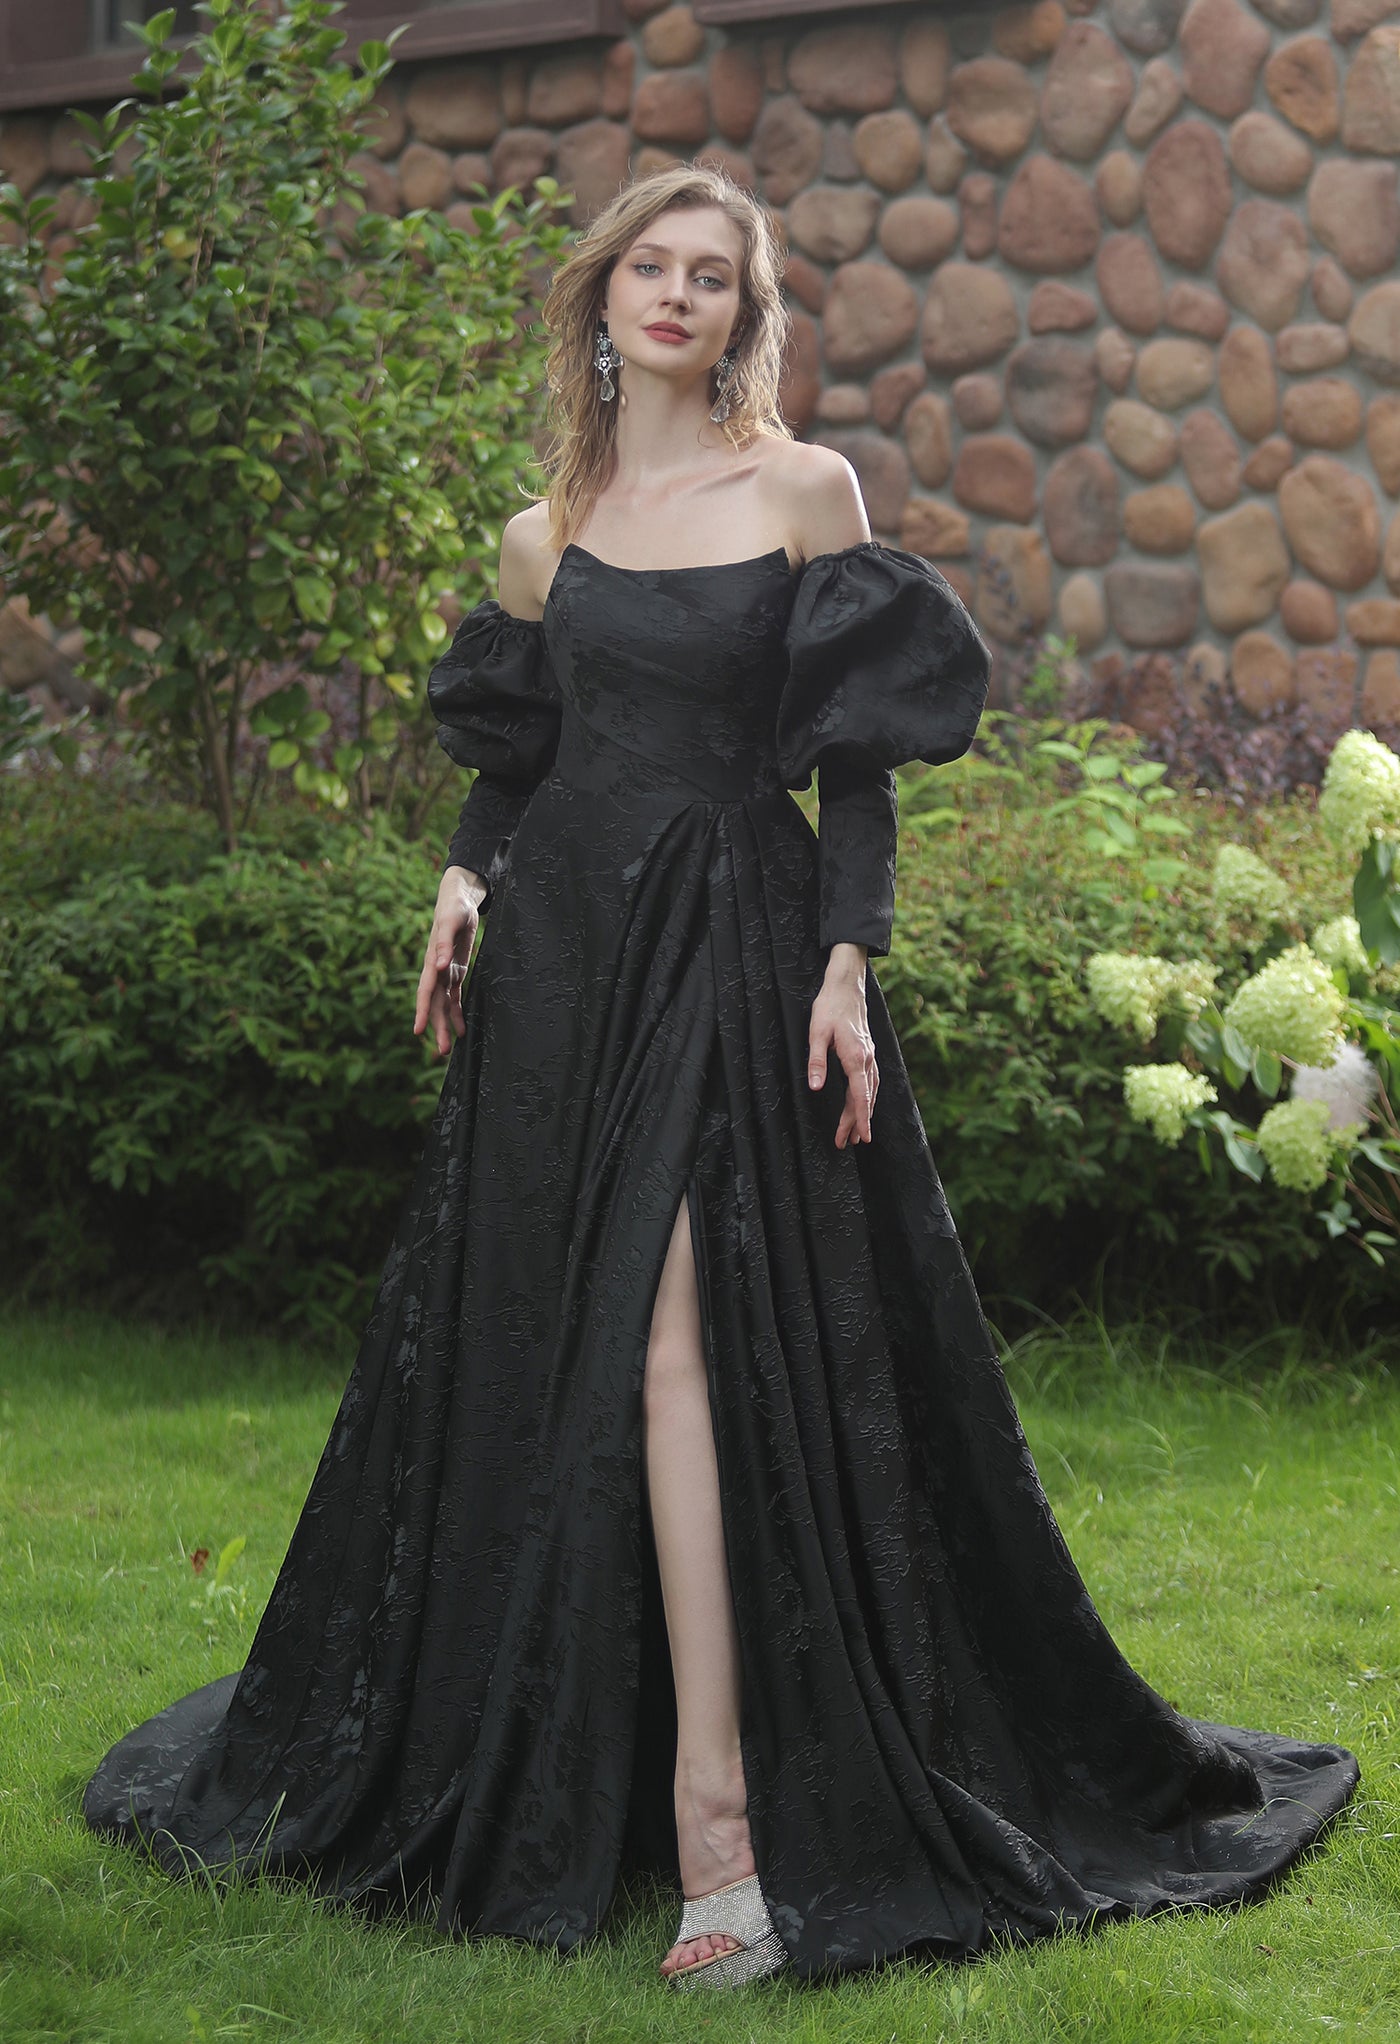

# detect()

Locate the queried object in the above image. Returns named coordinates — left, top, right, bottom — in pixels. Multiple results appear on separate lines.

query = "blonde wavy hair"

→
left=534, top=163, right=793, bottom=552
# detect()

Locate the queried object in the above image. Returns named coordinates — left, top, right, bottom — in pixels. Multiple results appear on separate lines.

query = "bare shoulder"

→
left=498, top=501, right=553, bottom=620
left=754, top=438, right=871, bottom=565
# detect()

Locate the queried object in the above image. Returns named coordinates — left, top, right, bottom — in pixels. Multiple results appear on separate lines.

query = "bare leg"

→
left=642, top=1192, right=757, bottom=1979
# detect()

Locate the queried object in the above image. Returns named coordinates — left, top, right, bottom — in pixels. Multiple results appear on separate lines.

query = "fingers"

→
left=833, top=1035, right=878, bottom=1149
left=414, top=913, right=476, bottom=1056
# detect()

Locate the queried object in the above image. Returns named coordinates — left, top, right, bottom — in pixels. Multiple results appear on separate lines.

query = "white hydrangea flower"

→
left=1211, top=843, right=1294, bottom=937
left=1123, top=1064, right=1217, bottom=1146
left=1256, top=1097, right=1349, bottom=1193
left=1291, top=1041, right=1380, bottom=1133
left=1088, top=953, right=1220, bottom=1040
left=1310, top=915, right=1370, bottom=980
left=1223, top=944, right=1347, bottom=1066
left=1318, top=728, right=1400, bottom=857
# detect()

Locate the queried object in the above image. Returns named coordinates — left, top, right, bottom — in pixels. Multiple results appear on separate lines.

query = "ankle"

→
left=675, top=1747, right=747, bottom=1822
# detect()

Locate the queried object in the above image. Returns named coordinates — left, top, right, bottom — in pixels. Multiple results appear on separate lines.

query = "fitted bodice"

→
left=542, top=544, right=798, bottom=802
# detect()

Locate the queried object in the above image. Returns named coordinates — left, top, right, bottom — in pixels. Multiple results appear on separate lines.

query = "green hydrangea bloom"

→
left=1318, top=728, right=1400, bottom=857
left=1255, top=1096, right=1356, bottom=1193
left=1223, top=944, right=1346, bottom=1065
left=1211, top=843, right=1294, bottom=937
left=1123, top=1064, right=1217, bottom=1146
left=1310, top=915, right=1369, bottom=980
left=1087, top=953, right=1219, bottom=1040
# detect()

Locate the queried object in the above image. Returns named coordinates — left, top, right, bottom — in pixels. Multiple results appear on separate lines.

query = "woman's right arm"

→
left=414, top=864, right=489, bottom=1058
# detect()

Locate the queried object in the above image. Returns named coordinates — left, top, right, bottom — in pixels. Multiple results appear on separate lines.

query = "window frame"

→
left=0, top=1, right=629, bottom=114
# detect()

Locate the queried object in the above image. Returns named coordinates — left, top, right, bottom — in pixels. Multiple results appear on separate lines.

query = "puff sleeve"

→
left=777, top=542, right=991, bottom=958
left=427, top=598, right=562, bottom=917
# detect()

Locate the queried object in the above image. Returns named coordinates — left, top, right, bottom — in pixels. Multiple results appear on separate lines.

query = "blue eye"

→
left=633, top=262, right=727, bottom=289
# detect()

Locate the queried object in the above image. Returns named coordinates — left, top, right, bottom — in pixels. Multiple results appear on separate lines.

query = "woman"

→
left=84, top=164, right=1360, bottom=1994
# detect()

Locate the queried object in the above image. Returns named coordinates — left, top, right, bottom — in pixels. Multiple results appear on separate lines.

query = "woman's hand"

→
left=414, top=866, right=488, bottom=1056
left=808, top=943, right=878, bottom=1148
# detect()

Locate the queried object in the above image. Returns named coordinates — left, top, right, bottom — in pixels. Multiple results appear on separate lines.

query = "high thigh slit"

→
left=82, top=540, right=1361, bottom=1981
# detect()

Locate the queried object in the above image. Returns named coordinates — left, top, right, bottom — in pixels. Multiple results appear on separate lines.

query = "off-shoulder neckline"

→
left=493, top=537, right=887, bottom=624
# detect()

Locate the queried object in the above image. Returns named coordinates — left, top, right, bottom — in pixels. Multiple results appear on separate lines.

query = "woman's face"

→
left=601, top=204, right=747, bottom=380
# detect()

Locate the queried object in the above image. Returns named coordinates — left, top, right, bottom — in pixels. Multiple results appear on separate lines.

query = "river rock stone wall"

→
left=4, top=0, right=1400, bottom=736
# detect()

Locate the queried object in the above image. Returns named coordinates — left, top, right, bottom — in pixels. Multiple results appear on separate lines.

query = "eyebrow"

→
left=629, top=241, right=736, bottom=271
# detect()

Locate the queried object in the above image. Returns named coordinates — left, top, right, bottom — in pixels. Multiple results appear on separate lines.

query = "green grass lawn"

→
left=0, top=1304, right=1396, bottom=2044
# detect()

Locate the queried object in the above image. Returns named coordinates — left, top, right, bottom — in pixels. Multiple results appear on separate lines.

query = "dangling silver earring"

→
left=710, top=348, right=741, bottom=425
left=595, top=320, right=623, bottom=403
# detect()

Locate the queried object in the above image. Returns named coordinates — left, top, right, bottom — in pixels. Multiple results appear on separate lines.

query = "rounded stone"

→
left=925, top=119, right=969, bottom=194
left=994, top=2, right=1070, bottom=63
left=878, top=195, right=960, bottom=268
left=1183, top=640, right=1229, bottom=711
left=406, top=65, right=503, bottom=148
left=398, top=141, right=453, bottom=211
left=1125, top=58, right=1184, bottom=146
left=816, top=383, right=873, bottom=425
left=1230, top=111, right=1314, bottom=193
left=360, top=83, right=407, bottom=161
left=1006, top=338, right=1100, bottom=446
left=1342, top=26, right=1400, bottom=154
left=1096, top=328, right=1138, bottom=393
left=1109, top=0, right=1189, bottom=56
left=900, top=19, right=952, bottom=116
left=1219, top=325, right=1279, bottom=439
left=641, top=5, right=705, bottom=66
left=348, top=152, right=402, bottom=216
left=1029, top=282, right=1099, bottom=332
left=1367, top=395, right=1400, bottom=493
left=1276, top=322, right=1351, bottom=371
left=1143, top=121, right=1232, bottom=270
left=953, top=435, right=1040, bottom=521
left=1044, top=447, right=1122, bottom=564
left=960, top=173, right=1000, bottom=261
left=1059, top=572, right=1108, bottom=650
left=1096, top=151, right=1144, bottom=226
left=1125, top=483, right=1197, bottom=553
left=1243, top=434, right=1296, bottom=489
left=998, top=156, right=1101, bottom=273
left=852, top=110, right=924, bottom=192
left=1280, top=579, right=1338, bottom=642
left=821, top=261, right=920, bottom=371
left=1312, top=257, right=1354, bottom=322
left=815, top=430, right=910, bottom=532
left=1165, top=282, right=1231, bottom=340
left=1307, top=161, right=1400, bottom=279
left=1249, top=0, right=1321, bottom=23
left=1181, top=0, right=1272, bottom=120
left=1347, top=598, right=1400, bottom=644
left=529, top=53, right=606, bottom=127
left=448, top=154, right=491, bottom=206
left=601, top=41, right=635, bottom=120
left=1097, top=234, right=1166, bottom=336
left=752, top=98, right=824, bottom=204
left=788, top=23, right=898, bottom=114
left=490, top=127, right=554, bottom=193
left=976, top=527, right=1054, bottom=641
left=1279, top=456, right=1382, bottom=588
left=780, top=313, right=822, bottom=437
left=1348, top=282, right=1400, bottom=383
left=1362, top=651, right=1400, bottom=728
left=921, top=263, right=1021, bottom=374
left=1386, top=510, right=1400, bottom=593
left=1136, top=337, right=1215, bottom=410
left=632, top=69, right=710, bottom=144
left=783, top=252, right=826, bottom=313
left=900, top=499, right=972, bottom=556
left=905, top=393, right=953, bottom=486
left=1105, top=563, right=1201, bottom=646
left=1041, top=23, right=1134, bottom=158
left=953, top=373, right=1005, bottom=429
left=1334, top=0, right=1400, bottom=37
left=1104, top=398, right=1180, bottom=477
left=1181, top=409, right=1243, bottom=508
left=554, top=120, right=631, bottom=224
left=788, top=185, right=881, bottom=262
left=1264, top=35, right=1340, bottom=142
left=1295, top=648, right=1359, bottom=723
left=1217, top=200, right=1311, bottom=330
left=709, top=47, right=764, bottom=143
left=870, top=362, right=927, bottom=429
left=946, top=57, right=1040, bottom=165
left=1198, top=502, right=1291, bottom=627
left=1231, top=632, right=1297, bottom=714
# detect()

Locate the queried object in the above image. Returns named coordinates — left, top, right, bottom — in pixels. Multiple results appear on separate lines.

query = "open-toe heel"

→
left=665, top=1872, right=790, bottom=1991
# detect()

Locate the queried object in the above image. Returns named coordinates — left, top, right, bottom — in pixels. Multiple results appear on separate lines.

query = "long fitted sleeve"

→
left=777, top=541, right=991, bottom=957
left=427, top=598, right=562, bottom=917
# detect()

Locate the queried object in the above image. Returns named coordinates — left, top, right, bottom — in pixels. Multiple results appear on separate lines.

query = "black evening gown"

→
left=83, top=540, right=1360, bottom=1980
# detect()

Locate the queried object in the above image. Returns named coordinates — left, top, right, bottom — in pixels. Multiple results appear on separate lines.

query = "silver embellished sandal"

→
left=665, top=1872, right=790, bottom=1990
